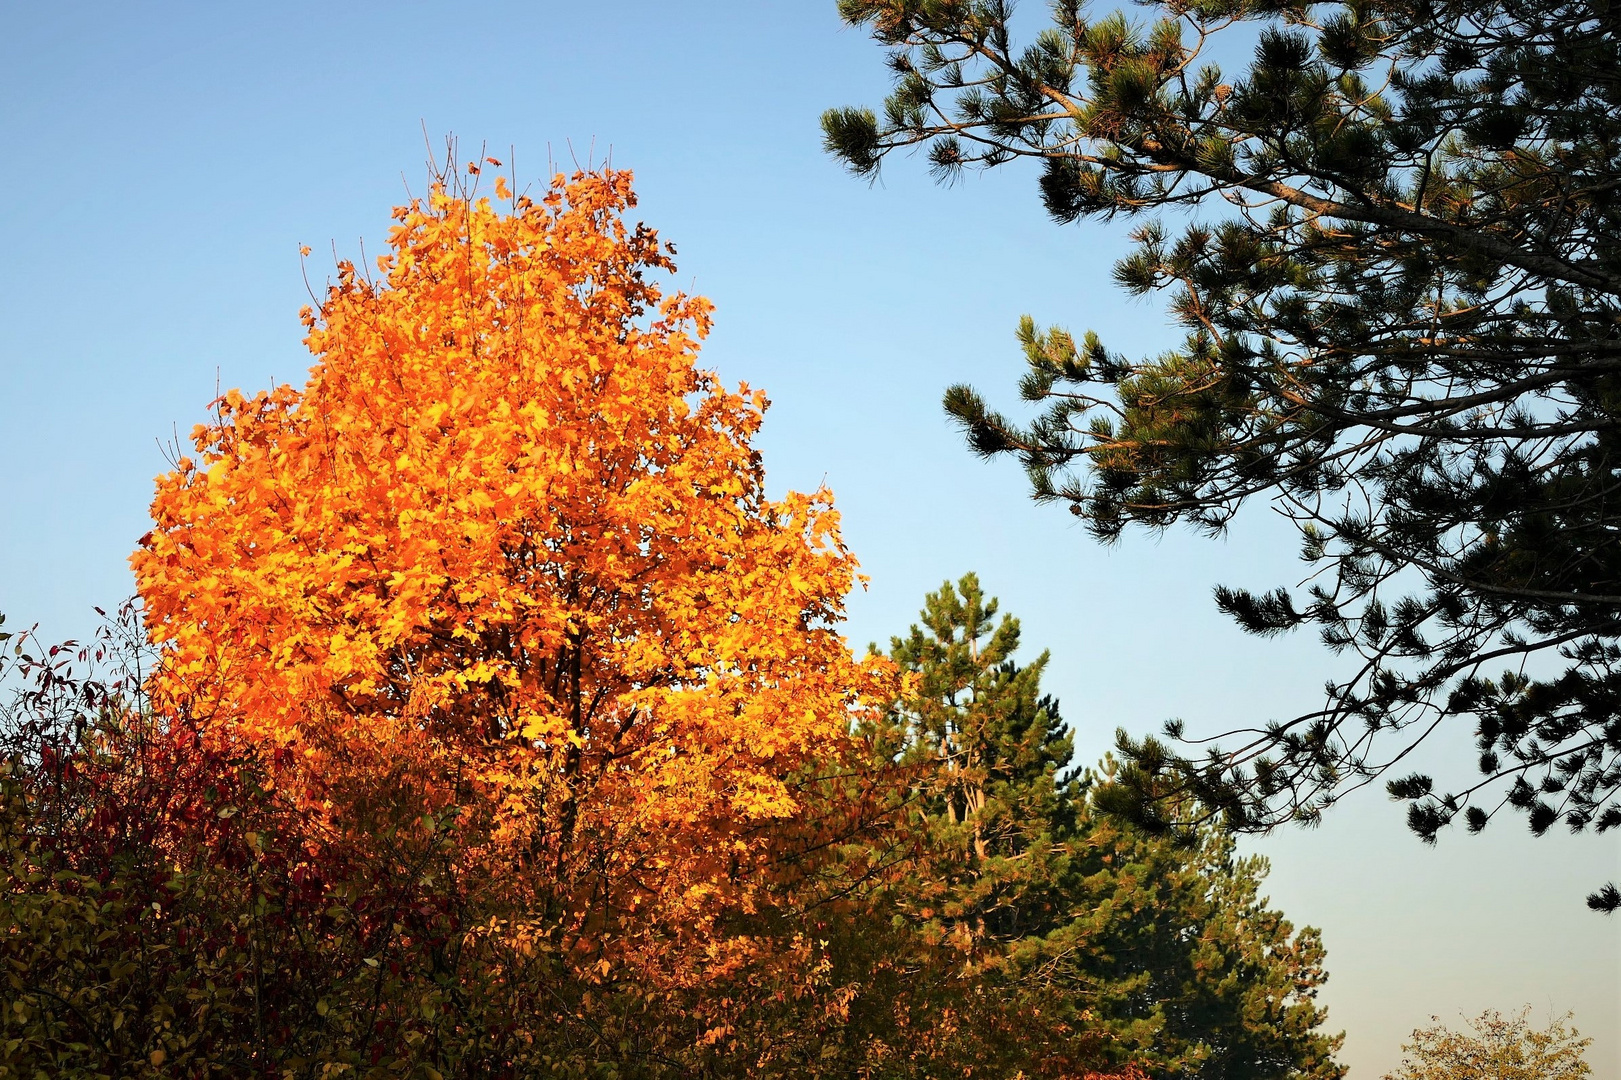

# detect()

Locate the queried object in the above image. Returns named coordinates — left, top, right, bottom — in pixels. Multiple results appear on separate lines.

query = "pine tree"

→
left=886, top=573, right=1079, bottom=940
left=825, top=0, right=1621, bottom=910
left=882, top=576, right=1345, bottom=1079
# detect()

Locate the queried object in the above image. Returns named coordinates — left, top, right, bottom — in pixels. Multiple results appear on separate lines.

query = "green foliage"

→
left=0, top=614, right=496, bottom=1078
left=878, top=575, right=1345, bottom=1079
left=827, top=0, right=1621, bottom=909
left=0, top=615, right=829, bottom=1078
left=0, top=609, right=1129, bottom=1079
left=1384, top=1008, right=1593, bottom=1080
left=886, top=573, right=1078, bottom=888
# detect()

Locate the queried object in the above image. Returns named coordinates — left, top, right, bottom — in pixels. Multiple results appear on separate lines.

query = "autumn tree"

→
left=878, top=575, right=1345, bottom=1079
left=137, top=163, right=874, bottom=876
left=824, top=0, right=1621, bottom=908
left=127, top=161, right=900, bottom=1074
left=1384, top=1009, right=1593, bottom=1080
left=15, top=156, right=1139, bottom=1080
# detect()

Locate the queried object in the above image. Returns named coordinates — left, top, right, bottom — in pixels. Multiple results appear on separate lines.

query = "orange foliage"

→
left=133, top=168, right=886, bottom=935
left=116, top=165, right=1151, bottom=1076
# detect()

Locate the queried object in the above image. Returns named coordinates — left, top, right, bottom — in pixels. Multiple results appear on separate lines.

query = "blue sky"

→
left=2, top=3, right=1615, bottom=1074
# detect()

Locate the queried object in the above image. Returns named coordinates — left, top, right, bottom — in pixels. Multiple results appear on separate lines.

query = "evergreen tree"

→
left=886, top=573, right=1080, bottom=942
left=824, top=0, right=1621, bottom=910
left=881, top=575, right=1345, bottom=1079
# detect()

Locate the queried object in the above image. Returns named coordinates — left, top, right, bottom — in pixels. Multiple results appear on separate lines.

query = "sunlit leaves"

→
left=132, top=167, right=891, bottom=1004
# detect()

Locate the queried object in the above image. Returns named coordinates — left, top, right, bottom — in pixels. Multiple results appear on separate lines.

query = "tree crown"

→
left=828, top=0, right=1621, bottom=909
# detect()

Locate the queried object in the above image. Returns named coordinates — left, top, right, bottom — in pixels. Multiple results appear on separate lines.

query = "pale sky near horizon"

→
left=2, top=3, right=1616, bottom=1075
